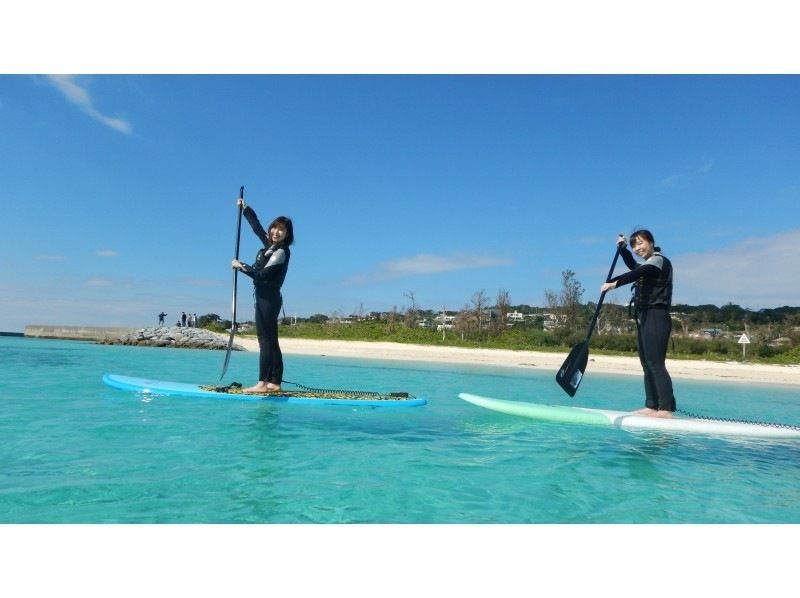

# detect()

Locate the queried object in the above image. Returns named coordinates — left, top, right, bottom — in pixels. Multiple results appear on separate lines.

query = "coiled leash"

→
left=675, top=408, right=800, bottom=432
left=282, top=379, right=411, bottom=399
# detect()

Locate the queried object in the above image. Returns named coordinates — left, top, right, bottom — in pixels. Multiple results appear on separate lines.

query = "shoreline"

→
left=234, top=337, right=800, bottom=387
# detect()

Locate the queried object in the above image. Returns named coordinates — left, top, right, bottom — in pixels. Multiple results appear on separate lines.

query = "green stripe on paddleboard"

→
left=458, top=393, right=613, bottom=427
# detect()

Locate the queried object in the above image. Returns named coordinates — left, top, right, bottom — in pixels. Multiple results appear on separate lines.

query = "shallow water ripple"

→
left=2, top=337, right=800, bottom=523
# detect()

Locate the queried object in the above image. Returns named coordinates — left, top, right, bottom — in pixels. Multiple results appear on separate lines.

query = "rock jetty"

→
left=99, top=326, right=245, bottom=351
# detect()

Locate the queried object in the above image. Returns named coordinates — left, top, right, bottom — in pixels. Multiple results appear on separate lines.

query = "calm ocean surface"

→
left=2, top=335, right=800, bottom=523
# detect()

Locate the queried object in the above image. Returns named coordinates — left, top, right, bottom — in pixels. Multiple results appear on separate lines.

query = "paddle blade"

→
left=220, top=272, right=238, bottom=380
left=556, top=341, right=589, bottom=397
left=220, top=339, right=233, bottom=380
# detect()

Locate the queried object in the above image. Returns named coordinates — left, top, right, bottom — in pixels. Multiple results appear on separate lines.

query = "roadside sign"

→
left=738, top=333, right=750, bottom=359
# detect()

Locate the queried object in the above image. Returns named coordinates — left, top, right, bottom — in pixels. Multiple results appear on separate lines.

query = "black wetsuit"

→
left=610, top=247, right=676, bottom=412
left=237, top=206, right=290, bottom=385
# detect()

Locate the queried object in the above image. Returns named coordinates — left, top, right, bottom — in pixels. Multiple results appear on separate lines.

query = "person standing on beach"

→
left=600, top=230, right=676, bottom=418
left=158, top=312, right=167, bottom=326
left=231, top=196, right=294, bottom=393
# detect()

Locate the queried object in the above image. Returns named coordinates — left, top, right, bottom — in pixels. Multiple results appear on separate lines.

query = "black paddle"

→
left=555, top=240, right=623, bottom=397
left=220, top=185, right=245, bottom=380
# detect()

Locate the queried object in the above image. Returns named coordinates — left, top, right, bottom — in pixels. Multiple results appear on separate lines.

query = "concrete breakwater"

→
left=25, top=325, right=139, bottom=341
left=25, top=325, right=244, bottom=351
left=99, top=326, right=245, bottom=351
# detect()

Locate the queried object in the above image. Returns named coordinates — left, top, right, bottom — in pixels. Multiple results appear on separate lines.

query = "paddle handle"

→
left=234, top=185, right=244, bottom=260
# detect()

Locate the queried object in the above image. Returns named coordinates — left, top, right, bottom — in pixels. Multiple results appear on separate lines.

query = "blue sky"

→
left=2, top=2, right=800, bottom=333
left=1, top=74, right=799, bottom=331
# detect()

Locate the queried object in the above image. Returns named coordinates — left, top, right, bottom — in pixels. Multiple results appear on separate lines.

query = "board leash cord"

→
left=676, top=408, right=800, bottom=432
left=283, top=379, right=411, bottom=399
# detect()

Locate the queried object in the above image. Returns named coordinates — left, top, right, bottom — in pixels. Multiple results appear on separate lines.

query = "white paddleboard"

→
left=458, top=393, right=800, bottom=439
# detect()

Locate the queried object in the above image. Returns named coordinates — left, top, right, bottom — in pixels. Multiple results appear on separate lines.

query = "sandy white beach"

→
left=236, top=337, right=800, bottom=387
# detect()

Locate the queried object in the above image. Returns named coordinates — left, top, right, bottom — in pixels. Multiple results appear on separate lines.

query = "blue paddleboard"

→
left=103, top=374, right=426, bottom=407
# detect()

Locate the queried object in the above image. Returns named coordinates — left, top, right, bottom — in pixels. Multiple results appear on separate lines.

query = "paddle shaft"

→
left=220, top=186, right=245, bottom=380
left=231, top=185, right=244, bottom=321
left=556, top=240, right=624, bottom=396
left=583, top=242, right=623, bottom=343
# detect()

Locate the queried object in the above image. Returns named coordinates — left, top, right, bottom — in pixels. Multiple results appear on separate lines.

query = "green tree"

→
left=198, top=313, right=227, bottom=332
left=491, top=288, right=511, bottom=336
left=404, top=291, right=419, bottom=328
left=545, top=269, right=585, bottom=336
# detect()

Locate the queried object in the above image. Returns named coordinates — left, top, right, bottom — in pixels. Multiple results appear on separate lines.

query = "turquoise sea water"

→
left=2, top=335, right=800, bottom=523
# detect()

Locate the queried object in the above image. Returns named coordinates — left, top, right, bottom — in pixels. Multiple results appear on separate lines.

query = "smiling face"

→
left=630, top=233, right=655, bottom=259
left=269, top=223, right=287, bottom=245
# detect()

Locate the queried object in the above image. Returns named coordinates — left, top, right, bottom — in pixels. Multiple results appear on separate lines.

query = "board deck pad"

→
left=103, top=374, right=426, bottom=407
left=199, top=382, right=413, bottom=401
left=458, top=393, right=800, bottom=439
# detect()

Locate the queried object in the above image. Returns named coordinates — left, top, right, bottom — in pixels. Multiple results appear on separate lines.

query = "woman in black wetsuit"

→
left=231, top=197, right=294, bottom=393
left=600, top=230, right=676, bottom=418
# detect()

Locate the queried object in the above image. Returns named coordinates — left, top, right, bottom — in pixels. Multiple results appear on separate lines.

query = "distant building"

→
left=435, top=313, right=456, bottom=331
left=702, top=328, right=724, bottom=338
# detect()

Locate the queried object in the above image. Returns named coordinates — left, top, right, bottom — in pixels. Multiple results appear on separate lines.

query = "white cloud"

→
left=661, top=156, right=715, bottom=188
left=46, top=75, right=132, bottom=134
left=660, top=173, right=685, bottom=187
left=184, top=278, right=225, bottom=288
left=96, top=249, right=119, bottom=257
left=86, top=278, right=113, bottom=287
left=698, top=158, right=715, bottom=173
left=35, top=254, right=66, bottom=261
left=350, top=252, right=512, bottom=284
left=672, top=229, right=800, bottom=308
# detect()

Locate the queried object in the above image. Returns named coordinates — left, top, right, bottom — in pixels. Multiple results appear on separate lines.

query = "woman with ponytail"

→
left=601, top=230, right=676, bottom=418
left=232, top=197, right=294, bottom=393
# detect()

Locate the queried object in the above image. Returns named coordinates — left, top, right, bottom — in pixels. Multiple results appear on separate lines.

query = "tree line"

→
left=194, top=269, right=800, bottom=363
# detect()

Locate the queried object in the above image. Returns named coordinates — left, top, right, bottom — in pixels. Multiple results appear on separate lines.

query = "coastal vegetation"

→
left=278, top=311, right=799, bottom=365
left=197, top=270, right=800, bottom=365
left=198, top=302, right=800, bottom=366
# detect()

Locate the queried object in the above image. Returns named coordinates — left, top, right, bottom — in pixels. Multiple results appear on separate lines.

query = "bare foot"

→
left=631, top=408, right=674, bottom=418
left=631, top=407, right=656, bottom=416
left=266, top=383, right=282, bottom=392
left=243, top=382, right=269, bottom=394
